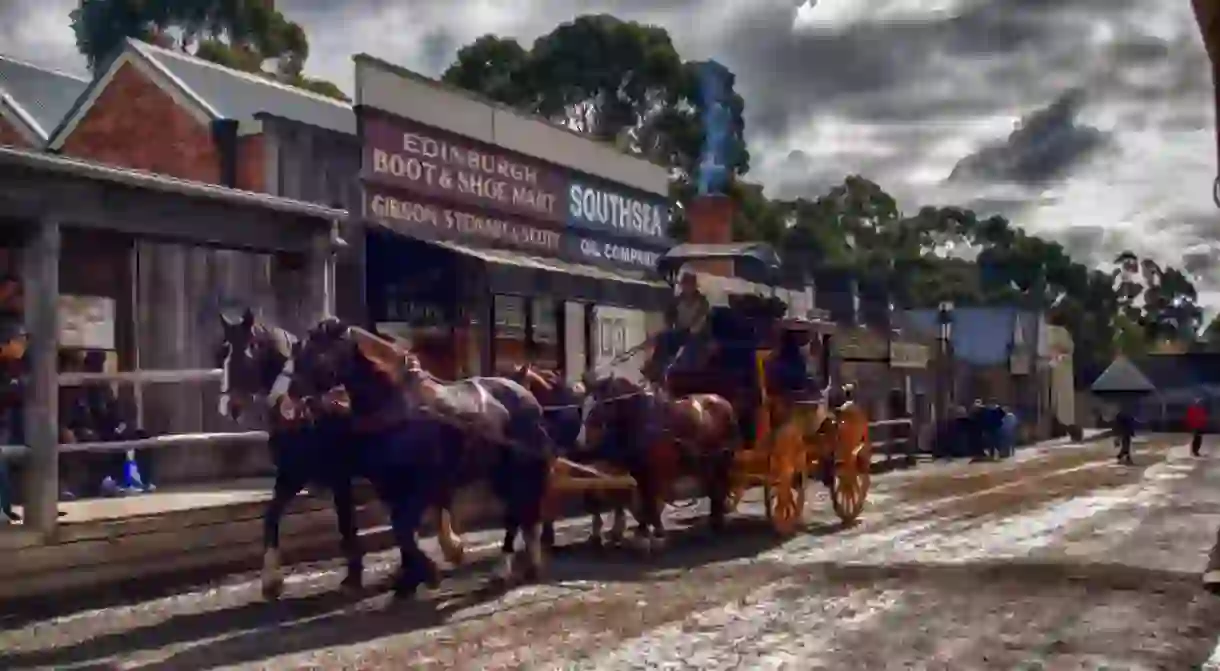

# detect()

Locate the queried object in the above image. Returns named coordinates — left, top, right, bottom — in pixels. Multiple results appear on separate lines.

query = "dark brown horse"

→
left=580, top=373, right=739, bottom=551
left=217, top=308, right=364, bottom=599
left=287, top=318, right=554, bottom=595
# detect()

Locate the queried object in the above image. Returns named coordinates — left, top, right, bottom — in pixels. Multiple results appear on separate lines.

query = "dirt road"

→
left=4, top=434, right=1220, bottom=669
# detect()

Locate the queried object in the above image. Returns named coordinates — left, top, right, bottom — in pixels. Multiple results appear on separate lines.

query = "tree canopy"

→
left=442, top=14, right=749, bottom=189
left=69, top=0, right=347, bottom=101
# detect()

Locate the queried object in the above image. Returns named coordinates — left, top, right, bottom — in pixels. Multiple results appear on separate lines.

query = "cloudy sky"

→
left=2, top=0, right=1218, bottom=305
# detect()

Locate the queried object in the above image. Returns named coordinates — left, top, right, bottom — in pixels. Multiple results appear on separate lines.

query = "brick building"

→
left=45, top=38, right=354, bottom=197
left=0, top=56, right=88, bottom=148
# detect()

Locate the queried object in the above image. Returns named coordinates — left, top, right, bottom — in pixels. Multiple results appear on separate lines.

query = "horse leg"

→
left=330, top=479, right=364, bottom=591
left=431, top=490, right=463, bottom=568
left=541, top=520, right=556, bottom=550
left=387, top=495, right=435, bottom=598
left=706, top=450, right=732, bottom=534
left=502, top=459, right=550, bottom=584
left=586, top=493, right=606, bottom=548
left=262, top=474, right=304, bottom=600
left=608, top=499, right=628, bottom=545
left=502, top=512, right=520, bottom=557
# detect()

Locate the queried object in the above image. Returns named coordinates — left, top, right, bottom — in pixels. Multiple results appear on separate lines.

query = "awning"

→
left=425, top=238, right=672, bottom=312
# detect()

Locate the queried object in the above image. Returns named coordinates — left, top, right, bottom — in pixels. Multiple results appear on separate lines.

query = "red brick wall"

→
left=0, top=115, right=33, bottom=148
left=235, top=134, right=265, bottom=192
left=58, top=61, right=221, bottom=183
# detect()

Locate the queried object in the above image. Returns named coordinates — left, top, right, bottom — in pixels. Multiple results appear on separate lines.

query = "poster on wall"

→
left=593, top=305, right=648, bottom=380
left=58, top=295, right=116, bottom=350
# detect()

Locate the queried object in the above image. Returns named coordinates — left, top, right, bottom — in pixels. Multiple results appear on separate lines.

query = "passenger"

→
left=766, top=328, right=812, bottom=428
left=768, top=328, right=811, bottom=397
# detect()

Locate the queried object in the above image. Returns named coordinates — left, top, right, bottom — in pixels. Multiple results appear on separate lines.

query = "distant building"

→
left=899, top=306, right=1065, bottom=441
left=1090, top=353, right=1220, bottom=431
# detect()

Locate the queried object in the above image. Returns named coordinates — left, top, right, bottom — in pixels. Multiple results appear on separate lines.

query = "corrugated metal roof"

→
left=1090, top=356, right=1156, bottom=393
left=129, top=39, right=355, bottom=135
left=899, top=307, right=1023, bottom=366
left=0, top=56, right=88, bottom=139
left=0, top=144, right=346, bottom=220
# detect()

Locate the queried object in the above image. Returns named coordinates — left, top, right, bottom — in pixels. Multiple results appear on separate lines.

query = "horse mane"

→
left=519, top=366, right=555, bottom=393
left=255, top=322, right=298, bottom=360
left=348, top=325, right=407, bottom=387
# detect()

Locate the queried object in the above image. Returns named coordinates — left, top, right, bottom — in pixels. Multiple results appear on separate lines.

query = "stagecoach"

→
left=656, top=243, right=872, bottom=535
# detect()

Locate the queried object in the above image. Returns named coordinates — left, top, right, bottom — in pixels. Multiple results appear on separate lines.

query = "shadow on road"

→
left=0, top=516, right=800, bottom=670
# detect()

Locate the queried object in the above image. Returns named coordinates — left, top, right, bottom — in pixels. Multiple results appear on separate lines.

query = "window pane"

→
left=493, top=295, right=526, bottom=374
left=530, top=297, right=559, bottom=371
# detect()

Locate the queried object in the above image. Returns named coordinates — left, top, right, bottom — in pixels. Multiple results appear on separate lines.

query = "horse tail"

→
left=435, top=505, right=466, bottom=565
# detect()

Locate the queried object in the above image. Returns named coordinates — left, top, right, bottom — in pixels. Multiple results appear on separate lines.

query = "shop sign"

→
left=889, top=342, right=929, bottom=369
left=568, top=234, right=664, bottom=272
left=837, top=327, right=889, bottom=361
left=361, top=110, right=672, bottom=246
left=368, top=189, right=561, bottom=255
left=58, top=295, right=115, bottom=350
left=567, top=181, right=669, bottom=243
left=363, top=112, right=564, bottom=221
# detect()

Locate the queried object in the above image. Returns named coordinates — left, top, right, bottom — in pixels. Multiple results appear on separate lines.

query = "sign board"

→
left=592, top=305, right=648, bottom=380
left=359, top=108, right=673, bottom=249
left=889, top=341, right=930, bottom=369
left=58, top=295, right=115, bottom=350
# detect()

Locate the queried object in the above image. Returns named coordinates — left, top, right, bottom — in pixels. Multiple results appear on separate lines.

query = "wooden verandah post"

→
left=21, top=219, right=60, bottom=537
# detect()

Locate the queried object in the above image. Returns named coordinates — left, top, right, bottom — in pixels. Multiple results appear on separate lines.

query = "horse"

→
left=216, top=308, right=364, bottom=600
left=505, top=364, right=642, bottom=550
left=285, top=317, right=554, bottom=596
left=580, top=372, right=739, bottom=551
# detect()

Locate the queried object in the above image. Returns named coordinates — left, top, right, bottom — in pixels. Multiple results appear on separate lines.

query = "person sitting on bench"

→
left=80, top=351, right=154, bottom=495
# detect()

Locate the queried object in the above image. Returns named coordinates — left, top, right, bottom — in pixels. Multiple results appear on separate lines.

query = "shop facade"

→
left=354, top=56, right=673, bottom=381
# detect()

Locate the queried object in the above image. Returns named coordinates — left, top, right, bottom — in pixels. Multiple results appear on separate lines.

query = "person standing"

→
left=999, top=407, right=1018, bottom=459
left=1186, top=398, right=1208, bottom=457
left=1114, top=406, right=1136, bottom=466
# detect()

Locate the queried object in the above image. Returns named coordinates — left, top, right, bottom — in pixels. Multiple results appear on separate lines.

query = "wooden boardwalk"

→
left=0, top=478, right=396, bottom=604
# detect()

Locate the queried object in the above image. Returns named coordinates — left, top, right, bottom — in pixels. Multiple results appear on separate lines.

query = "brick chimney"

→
left=686, top=193, right=734, bottom=277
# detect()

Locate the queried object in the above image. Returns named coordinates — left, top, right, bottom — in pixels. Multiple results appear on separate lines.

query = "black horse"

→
left=286, top=318, right=554, bottom=596
left=217, top=308, right=363, bottom=600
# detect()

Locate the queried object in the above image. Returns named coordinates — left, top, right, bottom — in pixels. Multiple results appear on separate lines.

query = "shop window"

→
left=530, top=297, right=560, bottom=371
left=493, top=294, right=527, bottom=374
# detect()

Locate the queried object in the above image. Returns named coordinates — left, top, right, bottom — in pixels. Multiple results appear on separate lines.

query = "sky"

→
left=1, top=0, right=1218, bottom=306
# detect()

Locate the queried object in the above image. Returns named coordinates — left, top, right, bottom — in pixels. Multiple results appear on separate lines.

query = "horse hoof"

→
left=392, top=581, right=421, bottom=599
left=261, top=579, right=284, bottom=601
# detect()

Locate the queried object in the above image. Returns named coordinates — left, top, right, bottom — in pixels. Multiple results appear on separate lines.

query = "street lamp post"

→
left=936, top=301, right=955, bottom=422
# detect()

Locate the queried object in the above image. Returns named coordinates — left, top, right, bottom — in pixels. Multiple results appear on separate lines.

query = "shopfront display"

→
left=592, top=305, right=650, bottom=381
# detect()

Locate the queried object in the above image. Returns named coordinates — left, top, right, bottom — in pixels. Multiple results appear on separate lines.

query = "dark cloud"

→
left=948, top=88, right=1111, bottom=185
left=718, top=0, right=1151, bottom=138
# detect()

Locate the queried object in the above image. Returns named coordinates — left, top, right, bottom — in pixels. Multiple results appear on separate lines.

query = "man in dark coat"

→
left=1114, top=406, right=1137, bottom=466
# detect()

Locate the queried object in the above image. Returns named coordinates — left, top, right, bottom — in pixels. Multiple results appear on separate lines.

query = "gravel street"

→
left=4, top=433, right=1220, bottom=670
